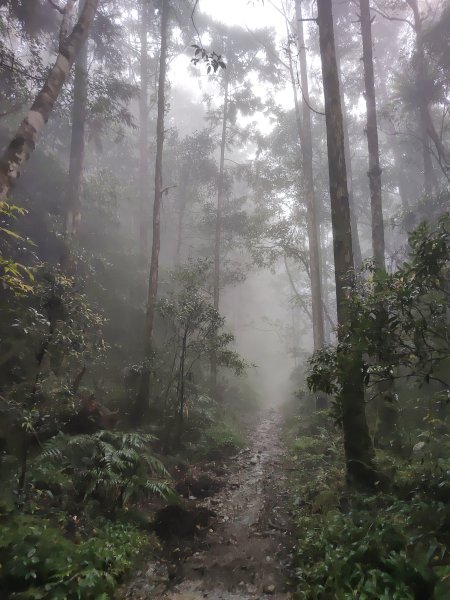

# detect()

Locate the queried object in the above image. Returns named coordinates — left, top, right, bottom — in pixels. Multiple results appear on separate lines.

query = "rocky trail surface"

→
left=123, top=409, right=294, bottom=600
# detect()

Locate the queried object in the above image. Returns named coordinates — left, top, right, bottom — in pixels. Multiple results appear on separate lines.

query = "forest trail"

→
left=124, top=409, right=293, bottom=599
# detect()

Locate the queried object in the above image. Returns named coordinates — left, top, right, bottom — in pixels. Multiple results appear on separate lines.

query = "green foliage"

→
left=294, top=497, right=449, bottom=599
left=0, top=516, right=149, bottom=599
left=158, top=259, right=246, bottom=375
left=0, top=201, right=34, bottom=295
left=39, top=430, right=174, bottom=509
left=151, top=259, right=248, bottom=445
left=0, top=269, right=108, bottom=479
left=307, top=214, right=450, bottom=427
left=194, top=417, right=245, bottom=459
left=288, top=412, right=450, bottom=600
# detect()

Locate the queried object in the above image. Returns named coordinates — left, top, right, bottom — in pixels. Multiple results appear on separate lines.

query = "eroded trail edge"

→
left=126, top=409, right=293, bottom=599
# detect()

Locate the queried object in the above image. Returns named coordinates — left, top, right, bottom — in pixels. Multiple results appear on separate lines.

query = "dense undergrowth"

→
left=0, top=399, right=248, bottom=598
left=285, top=408, right=450, bottom=600
left=285, top=212, right=450, bottom=599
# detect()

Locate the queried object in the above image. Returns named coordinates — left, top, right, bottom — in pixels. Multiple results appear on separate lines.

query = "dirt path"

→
left=125, top=409, right=293, bottom=599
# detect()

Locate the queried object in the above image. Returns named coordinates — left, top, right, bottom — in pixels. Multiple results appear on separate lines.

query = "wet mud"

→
left=124, top=409, right=293, bottom=600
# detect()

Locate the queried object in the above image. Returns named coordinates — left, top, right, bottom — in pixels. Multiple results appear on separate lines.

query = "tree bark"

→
left=335, top=40, right=362, bottom=269
left=406, top=0, right=437, bottom=195
left=317, top=0, right=376, bottom=487
left=176, top=326, right=188, bottom=444
left=134, top=0, right=169, bottom=423
left=211, top=75, right=229, bottom=395
left=65, top=0, right=88, bottom=238
left=359, top=0, right=385, bottom=269
left=213, top=77, right=229, bottom=313
left=138, top=0, right=150, bottom=257
left=175, top=189, right=187, bottom=263
left=0, top=0, right=99, bottom=201
left=146, top=0, right=169, bottom=346
left=295, top=0, right=325, bottom=352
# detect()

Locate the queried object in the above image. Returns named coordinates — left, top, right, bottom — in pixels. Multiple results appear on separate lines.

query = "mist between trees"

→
left=0, top=0, right=449, bottom=598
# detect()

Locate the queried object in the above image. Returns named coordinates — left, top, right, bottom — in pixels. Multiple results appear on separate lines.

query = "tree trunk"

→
left=294, top=0, right=325, bottom=351
left=317, top=0, right=376, bottom=487
left=213, top=77, right=229, bottom=313
left=175, top=180, right=187, bottom=263
left=138, top=0, right=150, bottom=257
left=146, top=0, right=169, bottom=346
left=176, top=327, right=188, bottom=444
left=65, top=0, right=88, bottom=239
left=211, top=75, right=229, bottom=395
left=335, top=41, right=362, bottom=269
left=359, top=0, right=385, bottom=269
left=0, top=0, right=99, bottom=201
left=134, top=0, right=169, bottom=423
left=406, top=0, right=437, bottom=195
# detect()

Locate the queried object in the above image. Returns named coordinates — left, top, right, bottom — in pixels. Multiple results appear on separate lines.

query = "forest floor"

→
left=122, top=408, right=294, bottom=600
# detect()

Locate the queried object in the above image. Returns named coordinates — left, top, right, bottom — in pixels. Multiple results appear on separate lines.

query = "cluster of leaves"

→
left=0, top=269, right=108, bottom=456
left=0, top=201, right=34, bottom=295
left=307, top=213, right=450, bottom=421
left=38, top=431, right=174, bottom=511
left=190, top=45, right=226, bottom=74
left=0, top=516, right=150, bottom=599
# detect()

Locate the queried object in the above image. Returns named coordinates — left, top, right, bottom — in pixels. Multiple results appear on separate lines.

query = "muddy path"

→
left=124, top=409, right=293, bottom=599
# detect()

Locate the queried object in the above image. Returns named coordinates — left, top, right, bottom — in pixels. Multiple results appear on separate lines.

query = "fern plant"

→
left=40, top=431, right=174, bottom=509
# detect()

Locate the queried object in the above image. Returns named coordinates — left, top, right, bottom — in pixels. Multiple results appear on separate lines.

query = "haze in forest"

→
left=0, top=0, right=449, bottom=597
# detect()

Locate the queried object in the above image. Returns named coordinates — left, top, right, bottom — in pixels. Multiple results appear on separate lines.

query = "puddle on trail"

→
left=124, top=410, right=293, bottom=600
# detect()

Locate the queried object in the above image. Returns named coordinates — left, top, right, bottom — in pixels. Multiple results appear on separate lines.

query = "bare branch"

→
left=370, top=3, right=415, bottom=29
left=47, top=0, right=65, bottom=14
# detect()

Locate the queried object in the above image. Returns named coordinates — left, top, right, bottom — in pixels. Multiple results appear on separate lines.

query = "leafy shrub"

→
left=288, top=418, right=450, bottom=600
left=38, top=430, right=174, bottom=510
left=189, top=417, right=244, bottom=459
left=293, top=497, right=450, bottom=599
left=0, top=515, right=150, bottom=599
left=307, top=214, right=450, bottom=432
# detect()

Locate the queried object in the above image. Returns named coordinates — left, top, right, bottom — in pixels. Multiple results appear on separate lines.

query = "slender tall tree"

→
left=213, top=73, right=229, bottom=313
left=211, top=72, right=229, bottom=393
left=294, top=0, right=325, bottom=352
left=0, top=0, right=99, bottom=201
left=406, top=0, right=445, bottom=194
left=138, top=0, right=150, bottom=257
left=359, top=0, right=385, bottom=269
left=65, top=0, right=88, bottom=239
left=334, top=25, right=362, bottom=269
left=135, top=0, right=170, bottom=422
left=317, top=0, right=376, bottom=485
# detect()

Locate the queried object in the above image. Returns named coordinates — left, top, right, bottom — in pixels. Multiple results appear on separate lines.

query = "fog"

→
left=0, top=0, right=449, bottom=595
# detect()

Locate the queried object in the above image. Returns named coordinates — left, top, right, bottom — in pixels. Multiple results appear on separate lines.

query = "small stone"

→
left=264, top=584, right=276, bottom=594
